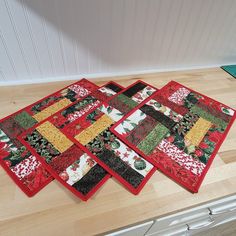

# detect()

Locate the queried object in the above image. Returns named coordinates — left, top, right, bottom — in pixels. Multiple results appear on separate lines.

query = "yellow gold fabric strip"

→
left=185, top=117, right=212, bottom=146
left=33, top=98, right=72, bottom=122
left=36, top=121, right=73, bottom=153
left=75, top=114, right=114, bottom=145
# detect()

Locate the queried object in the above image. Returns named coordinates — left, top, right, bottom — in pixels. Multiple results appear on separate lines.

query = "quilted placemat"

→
left=15, top=81, right=126, bottom=200
left=20, top=81, right=158, bottom=196
left=0, top=79, right=122, bottom=197
left=111, top=81, right=236, bottom=192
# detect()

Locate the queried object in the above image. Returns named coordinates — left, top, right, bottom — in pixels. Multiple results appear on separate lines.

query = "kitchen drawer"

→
left=188, top=211, right=236, bottom=235
left=183, top=203, right=236, bottom=235
left=209, top=199, right=236, bottom=216
left=210, top=208, right=236, bottom=228
left=146, top=195, right=236, bottom=235
left=106, top=221, right=153, bottom=236
left=146, top=208, right=210, bottom=234
left=106, top=195, right=236, bottom=236
left=146, top=224, right=188, bottom=236
left=192, top=218, right=236, bottom=236
left=187, top=216, right=214, bottom=235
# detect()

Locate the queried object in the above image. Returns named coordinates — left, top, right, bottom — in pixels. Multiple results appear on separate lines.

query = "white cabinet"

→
left=106, top=195, right=236, bottom=236
left=146, top=195, right=236, bottom=236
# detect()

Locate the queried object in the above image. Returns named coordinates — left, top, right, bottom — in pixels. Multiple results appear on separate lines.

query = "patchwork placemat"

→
left=0, top=79, right=122, bottom=197
left=20, top=81, right=158, bottom=196
left=16, top=81, right=127, bottom=201
left=111, top=81, right=236, bottom=192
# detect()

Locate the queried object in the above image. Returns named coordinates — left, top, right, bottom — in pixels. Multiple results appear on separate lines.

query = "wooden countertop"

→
left=0, top=68, right=236, bottom=236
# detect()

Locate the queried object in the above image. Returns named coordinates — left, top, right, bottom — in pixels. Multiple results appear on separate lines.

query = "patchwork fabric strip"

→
left=111, top=81, right=236, bottom=193
left=20, top=81, right=157, bottom=197
left=0, top=79, right=122, bottom=197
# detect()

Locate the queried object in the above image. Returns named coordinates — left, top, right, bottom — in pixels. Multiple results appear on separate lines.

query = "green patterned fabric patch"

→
left=190, top=105, right=227, bottom=130
left=137, top=123, right=169, bottom=155
left=117, top=94, right=138, bottom=109
left=14, top=111, right=38, bottom=129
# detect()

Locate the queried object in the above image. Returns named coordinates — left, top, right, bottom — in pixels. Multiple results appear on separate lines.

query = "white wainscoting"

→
left=0, top=0, right=236, bottom=85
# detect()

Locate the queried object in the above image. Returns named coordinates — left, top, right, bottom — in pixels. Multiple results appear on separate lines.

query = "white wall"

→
left=0, top=0, right=236, bottom=85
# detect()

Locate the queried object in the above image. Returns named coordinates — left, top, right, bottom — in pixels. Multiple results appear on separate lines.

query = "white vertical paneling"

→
left=181, top=0, right=204, bottom=66
left=161, top=0, right=184, bottom=68
left=0, top=0, right=236, bottom=85
left=150, top=0, right=172, bottom=67
left=214, top=0, right=236, bottom=63
left=170, top=0, right=193, bottom=66
left=54, top=0, right=77, bottom=75
left=97, top=0, right=113, bottom=73
left=84, top=0, right=101, bottom=73
left=129, top=0, right=149, bottom=68
left=0, top=0, right=29, bottom=80
left=119, top=0, right=136, bottom=69
left=73, top=0, right=89, bottom=74
left=0, top=32, right=17, bottom=81
left=0, top=70, right=5, bottom=81
left=7, top=0, right=41, bottom=77
left=110, top=0, right=125, bottom=69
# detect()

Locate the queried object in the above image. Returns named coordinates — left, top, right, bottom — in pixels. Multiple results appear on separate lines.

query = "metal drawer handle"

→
left=209, top=207, right=236, bottom=215
left=187, top=218, right=214, bottom=230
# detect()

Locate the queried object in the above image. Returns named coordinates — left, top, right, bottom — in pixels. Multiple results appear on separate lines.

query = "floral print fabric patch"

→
left=111, top=81, right=236, bottom=193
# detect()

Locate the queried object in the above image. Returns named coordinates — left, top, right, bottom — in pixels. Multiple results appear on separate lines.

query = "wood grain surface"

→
left=0, top=68, right=235, bottom=236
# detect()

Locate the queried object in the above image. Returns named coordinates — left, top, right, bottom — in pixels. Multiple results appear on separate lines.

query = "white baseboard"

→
left=0, top=63, right=233, bottom=86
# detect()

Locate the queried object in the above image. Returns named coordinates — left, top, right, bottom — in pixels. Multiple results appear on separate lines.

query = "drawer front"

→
left=106, top=196, right=236, bottom=236
left=211, top=209, right=236, bottom=227
left=147, top=208, right=210, bottom=234
left=147, top=195, right=236, bottom=235
left=106, top=221, right=153, bottom=236
left=209, top=199, right=236, bottom=216
left=146, top=225, right=188, bottom=236
left=187, top=216, right=215, bottom=235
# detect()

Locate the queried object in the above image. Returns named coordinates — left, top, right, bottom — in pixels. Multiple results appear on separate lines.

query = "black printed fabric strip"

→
left=84, top=127, right=151, bottom=190
left=72, top=164, right=107, bottom=195
left=105, top=83, right=123, bottom=93
left=96, top=149, right=144, bottom=188
left=140, top=104, right=176, bottom=129
left=123, top=82, right=147, bottom=97
left=107, top=81, right=157, bottom=115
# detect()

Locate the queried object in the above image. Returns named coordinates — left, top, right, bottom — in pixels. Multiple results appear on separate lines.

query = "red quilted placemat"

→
left=0, top=79, right=123, bottom=197
left=20, top=81, right=158, bottom=196
left=111, top=81, right=236, bottom=192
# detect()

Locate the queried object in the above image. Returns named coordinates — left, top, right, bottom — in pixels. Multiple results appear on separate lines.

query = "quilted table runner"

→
left=111, top=81, right=236, bottom=192
left=20, top=81, right=158, bottom=197
left=0, top=79, right=123, bottom=198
